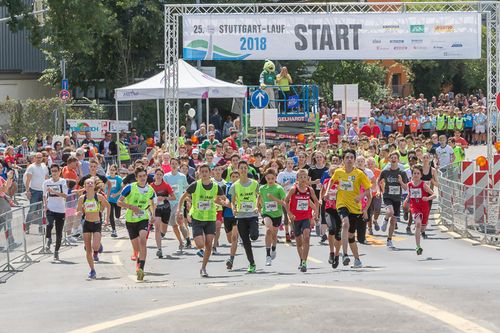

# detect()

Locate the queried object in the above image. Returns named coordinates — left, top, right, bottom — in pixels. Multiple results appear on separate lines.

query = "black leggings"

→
left=109, top=202, right=121, bottom=230
left=46, top=211, right=65, bottom=252
left=237, top=217, right=259, bottom=265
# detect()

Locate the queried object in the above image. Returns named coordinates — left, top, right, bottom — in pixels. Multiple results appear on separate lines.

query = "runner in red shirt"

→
left=359, top=117, right=381, bottom=138
left=285, top=169, right=319, bottom=273
left=327, top=122, right=341, bottom=144
left=150, top=168, right=176, bottom=258
left=405, top=165, right=436, bottom=256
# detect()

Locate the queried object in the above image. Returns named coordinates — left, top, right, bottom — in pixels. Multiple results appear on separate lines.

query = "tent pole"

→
left=156, top=99, right=161, bottom=143
left=115, top=97, right=120, bottom=167
left=206, top=98, right=210, bottom=127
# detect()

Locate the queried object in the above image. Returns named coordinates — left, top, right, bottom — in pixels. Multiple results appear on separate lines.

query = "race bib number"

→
left=84, top=201, right=97, bottom=211
left=297, top=199, right=309, bottom=211
left=340, top=180, right=354, bottom=191
left=241, top=202, right=255, bottom=212
left=410, top=188, right=422, bottom=199
left=265, top=201, right=278, bottom=212
left=132, top=210, right=146, bottom=219
left=388, top=186, right=401, bottom=195
left=198, top=201, right=211, bottom=211
left=171, top=184, right=179, bottom=194
left=328, top=189, right=337, bottom=201
left=316, top=183, right=322, bottom=190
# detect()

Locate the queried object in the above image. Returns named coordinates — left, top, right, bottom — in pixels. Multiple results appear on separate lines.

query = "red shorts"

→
left=411, top=208, right=429, bottom=225
left=216, top=211, right=223, bottom=223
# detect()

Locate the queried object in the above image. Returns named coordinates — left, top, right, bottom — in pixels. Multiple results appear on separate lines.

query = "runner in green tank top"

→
left=118, top=167, right=156, bottom=281
left=258, top=168, right=286, bottom=266
left=177, top=164, right=225, bottom=277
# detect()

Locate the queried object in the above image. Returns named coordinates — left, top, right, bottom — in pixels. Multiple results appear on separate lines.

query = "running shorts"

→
left=192, top=218, right=216, bottom=238
left=83, top=220, right=102, bottom=233
left=126, top=220, right=149, bottom=240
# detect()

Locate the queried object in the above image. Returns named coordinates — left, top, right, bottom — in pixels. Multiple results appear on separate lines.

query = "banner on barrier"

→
left=67, top=119, right=131, bottom=140
left=183, top=12, right=481, bottom=60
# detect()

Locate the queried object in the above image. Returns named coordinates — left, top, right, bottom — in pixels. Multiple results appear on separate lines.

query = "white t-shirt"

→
left=277, top=170, right=297, bottom=191
left=436, top=145, right=454, bottom=168
left=43, top=178, right=68, bottom=213
left=25, top=163, right=49, bottom=191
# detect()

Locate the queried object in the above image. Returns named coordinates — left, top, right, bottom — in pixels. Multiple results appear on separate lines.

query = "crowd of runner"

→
left=1, top=91, right=483, bottom=280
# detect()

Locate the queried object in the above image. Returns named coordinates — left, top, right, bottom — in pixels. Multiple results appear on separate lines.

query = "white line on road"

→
left=293, top=283, right=494, bottom=333
left=307, top=256, right=323, bottom=264
left=115, top=240, right=125, bottom=248
left=66, top=284, right=290, bottom=333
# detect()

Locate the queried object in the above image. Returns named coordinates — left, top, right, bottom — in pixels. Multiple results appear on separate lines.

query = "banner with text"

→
left=67, top=119, right=131, bottom=140
left=183, top=12, right=481, bottom=60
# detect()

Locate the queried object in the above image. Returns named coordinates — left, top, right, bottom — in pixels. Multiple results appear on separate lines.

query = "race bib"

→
left=340, top=180, right=354, bottom=191
left=328, top=189, right=337, bottom=201
left=410, top=188, right=422, bottom=199
left=170, top=184, right=179, bottom=194
left=108, top=179, right=117, bottom=189
left=316, top=183, right=322, bottom=190
left=132, top=210, right=146, bottom=219
left=297, top=199, right=309, bottom=211
left=241, top=202, right=255, bottom=212
left=388, top=186, right=401, bottom=195
left=198, top=201, right=211, bottom=211
left=265, top=201, right=278, bottom=212
left=84, top=201, right=97, bottom=211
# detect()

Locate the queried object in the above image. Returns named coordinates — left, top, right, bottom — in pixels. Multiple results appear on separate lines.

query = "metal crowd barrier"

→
left=437, top=164, right=500, bottom=246
left=0, top=198, right=81, bottom=282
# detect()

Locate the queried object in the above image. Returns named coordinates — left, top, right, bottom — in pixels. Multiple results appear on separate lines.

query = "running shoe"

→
left=342, top=253, right=350, bottom=266
left=67, top=236, right=78, bottom=243
left=111, top=230, right=118, bottom=238
left=265, top=256, right=272, bottom=266
left=196, top=249, right=205, bottom=258
left=406, top=226, right=412, bottom=235
left=386, top=239, right=394, bottom=249
left=353, top=258, right=363, bottom=268
left=374, top=221, right=380, bottom=231
left=156, top=249, right=163, bottom=259
left=300, top=261, right=307, bottom=273
left=285, top=233, right=292, bottom=243
left=416, top=246, right=423, bottom=255
left=381, top=219, right=388, bottom=232
left=200, top=268, right=209, bottom=278
left=421, top=232, right=428, bottom=239
left=136, top=268, right=145, bottom=281
left=98, top=244, right=103, bottom=253
left=131, top=252, right=138, bottom=261
left=368, top=229, right=374, bottom=236
left=332, top=255, right=340, bottom=269
left=247, top=264, right=256, bottom=273
left=270, top=249, right=277, bottom=260
left=88, top=269, right=96, bottom=280
left=185, top=238, right=192, bottom=248
left=53, top=251, right=59, bottom=261
left=226, top=258, right=233, bottom=270
left=212, top=247, right=219, bottom=255
left=93, top=253, right=99, bottom=262
left=328, top=253, right=335, bottom=264
left=46, top=238, right=52, bottom=251
left=320, top=234, right=328, bottom=244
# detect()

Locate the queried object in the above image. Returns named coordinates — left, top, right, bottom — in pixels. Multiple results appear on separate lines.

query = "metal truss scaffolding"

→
left=165, top=1, right=499, bottom=162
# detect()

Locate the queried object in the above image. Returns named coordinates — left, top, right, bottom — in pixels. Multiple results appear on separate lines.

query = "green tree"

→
left=311, top=61, right=388, bottom=104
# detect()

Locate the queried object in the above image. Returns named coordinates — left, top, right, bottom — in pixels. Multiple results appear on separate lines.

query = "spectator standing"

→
left=209, top=108, right=223, bottom=133
left=16, top=137, right=32, bottom=165
left=128, top=128, right=142, bottom=158
left=359, top=117, right=381, bottom=138
left=223, top=115, right=234, bottom=138
left=98, top=132, right=118, bottom=165
left=276, top=66, right=293, bottom=113
left=24, top=152, right=49, bottom=233
left=81, top=131, right=96, bottom=157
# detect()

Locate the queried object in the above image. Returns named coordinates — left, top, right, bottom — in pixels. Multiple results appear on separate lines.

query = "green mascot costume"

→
left=259, top=59, right=276, bottom=108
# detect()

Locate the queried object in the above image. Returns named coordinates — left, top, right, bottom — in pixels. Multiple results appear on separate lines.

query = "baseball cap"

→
left=192, top=148, right=200, bottom=154
left=22, top=137, right=28, bottom=142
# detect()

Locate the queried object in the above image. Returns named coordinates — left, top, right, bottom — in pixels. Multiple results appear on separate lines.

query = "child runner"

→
left=106, top=164, right=123, bottom=238
left=321, top=165, right=342, bottom=269
left=223, top=170, right=239, bottom=270
left=285, top=169, right=320, bottom=273
left=405, top=164, right=436, bottom=255
left=258, top=168, right=287, bottom=266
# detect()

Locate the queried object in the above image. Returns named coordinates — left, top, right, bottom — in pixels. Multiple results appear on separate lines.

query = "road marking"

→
left=115, top=240, right=125, bottom=248
left=307, top=256, right=322, bottom=264
left=293, top=284, right=494, bottom=333
left=112, top=255, right=123, bottom=266
left=66, top=284, right=290, bottom=333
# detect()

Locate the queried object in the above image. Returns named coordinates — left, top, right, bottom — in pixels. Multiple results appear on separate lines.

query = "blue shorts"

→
left=293, top=219, right=311, bottom=237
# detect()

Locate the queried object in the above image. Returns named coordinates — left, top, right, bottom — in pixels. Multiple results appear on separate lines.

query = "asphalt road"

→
left=2, top=144, right=498, bottom=333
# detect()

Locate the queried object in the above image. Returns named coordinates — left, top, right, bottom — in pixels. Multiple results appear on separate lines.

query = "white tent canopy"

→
left=115, top=59, right=247, bottom=101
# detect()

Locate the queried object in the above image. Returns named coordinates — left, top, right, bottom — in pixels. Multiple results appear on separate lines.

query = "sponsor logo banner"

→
left=183, top=12, right=481, bottom=60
